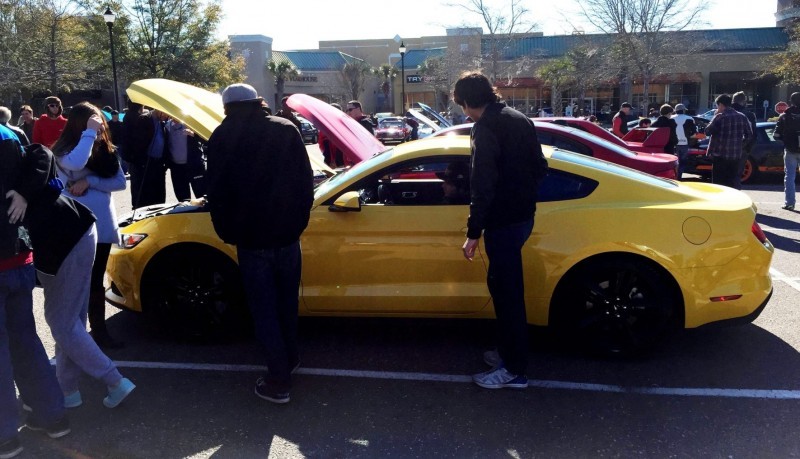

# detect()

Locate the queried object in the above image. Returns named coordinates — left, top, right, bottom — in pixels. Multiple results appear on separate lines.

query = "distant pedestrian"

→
left=671, top=103, right=697, bottom=178
left=165, top=118, right=193, bottom=201
left=731, top=91, right=758, bottom=176
left=638, top=118, right=652, bottom=128
left=612, top=102, right=632, bottom=138
left=0, top=107, right=29, bottom=145
left=453, top=71, right=548, bottom=390
left=32, top=96, right=67, bottom=148
left=17, top=105, right=37, bottom=142
left=772, top=91, right=800, bottom=211
left=705, top=94, right=753, bottom=189
left=404, top=112, right=419, bottom=140
left=345, top=100, right=374, bottom=135
left=206, top=83, right=314, bottom=404
left=122, top=104, right=166, bottom=208
left=651, top=104, right=678, bottom=154
left=275, top=96, right=302, bottom=130
left=1, top=124, right=70, bottom=459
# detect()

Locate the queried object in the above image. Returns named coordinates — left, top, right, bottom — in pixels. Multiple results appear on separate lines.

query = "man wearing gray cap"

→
left=205, top=84, right=314, bottom=404
left=671, top=103, right=696, bottom=179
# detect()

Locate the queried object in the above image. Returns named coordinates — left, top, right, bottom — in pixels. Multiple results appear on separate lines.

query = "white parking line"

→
left=771, top=267, right=800, bottom=292
left=111, top=360, right=800, bottom=400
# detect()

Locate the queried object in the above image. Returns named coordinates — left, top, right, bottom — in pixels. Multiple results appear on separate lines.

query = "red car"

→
left=431, top=122, right=679, bottom=179
left=538, top=117, right=673, bottom=154
left=375, top=117, right=409, bottom=144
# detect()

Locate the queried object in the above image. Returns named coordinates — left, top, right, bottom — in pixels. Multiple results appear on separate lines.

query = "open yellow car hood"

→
left=126, top=79, right=334, bottom=174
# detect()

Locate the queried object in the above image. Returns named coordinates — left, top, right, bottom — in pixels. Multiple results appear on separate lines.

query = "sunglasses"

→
left=345, top=107, right=356, bottom=112
left=48, top=104, right=59, bottom=108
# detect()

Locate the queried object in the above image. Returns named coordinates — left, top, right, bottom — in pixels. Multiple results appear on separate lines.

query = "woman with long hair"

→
left=51, top=102, right=127, bottom=349
left=46, top=102, right=134, bottom=408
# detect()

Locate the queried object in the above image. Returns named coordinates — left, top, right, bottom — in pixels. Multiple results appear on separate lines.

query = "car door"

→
left=301, top=156, right=491, bottom=314
left=759, top=125, right=786, bottom=172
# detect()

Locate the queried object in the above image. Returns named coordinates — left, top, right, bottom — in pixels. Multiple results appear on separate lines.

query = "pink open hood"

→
left=287, top=94, right=387, bottom=164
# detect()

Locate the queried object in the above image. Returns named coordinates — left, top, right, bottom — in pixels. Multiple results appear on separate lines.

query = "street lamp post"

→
left=399, top=41, right=406, bottom=114
left=103, top=7, right=120, bottom=110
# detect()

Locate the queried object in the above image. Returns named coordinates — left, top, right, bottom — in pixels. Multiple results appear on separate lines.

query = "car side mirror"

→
left=329, top=191, right=361, bottom=212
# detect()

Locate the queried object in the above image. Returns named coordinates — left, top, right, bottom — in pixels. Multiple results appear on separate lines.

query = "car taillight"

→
left=751, top=221, right=768, bottom=244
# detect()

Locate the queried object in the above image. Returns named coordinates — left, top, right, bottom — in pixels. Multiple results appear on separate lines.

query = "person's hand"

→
left=87, top=114, right=105, bottom=134
left=68, top=178, right=90, bottom=196
left=462, top=238, right=479, bottom=261
left=5, top=190, right=27, bottom=224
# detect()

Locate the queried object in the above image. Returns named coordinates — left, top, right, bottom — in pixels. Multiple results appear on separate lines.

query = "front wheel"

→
left=142, top=247, right=248, bottom=340
left=550, top=257, right=681, bottom=355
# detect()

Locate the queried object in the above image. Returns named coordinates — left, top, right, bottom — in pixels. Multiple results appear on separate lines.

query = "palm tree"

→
left=267, top=59, right=299, bottom=109
left=340, top=60, right=372, bottom=101
left=373, top=63, right=398, bottom=112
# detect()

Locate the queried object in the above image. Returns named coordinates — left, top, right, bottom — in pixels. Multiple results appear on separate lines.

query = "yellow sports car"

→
left=106, top=79, right=774, bottom=353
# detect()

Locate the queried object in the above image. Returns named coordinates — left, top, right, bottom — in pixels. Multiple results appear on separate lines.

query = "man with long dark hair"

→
left=454, top=71, right=547, bottom=390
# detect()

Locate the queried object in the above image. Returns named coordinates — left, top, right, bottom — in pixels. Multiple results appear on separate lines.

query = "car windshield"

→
left=380, top=120, right=404, bottom=128
left=314, top=147, right=396, bottom=196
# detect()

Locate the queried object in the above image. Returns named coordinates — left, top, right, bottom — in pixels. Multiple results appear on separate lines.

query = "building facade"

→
left=230, top=23, right=794, bottom=119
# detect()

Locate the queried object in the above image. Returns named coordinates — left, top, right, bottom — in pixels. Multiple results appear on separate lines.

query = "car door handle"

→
left=401, top=192, right=417, bottom=198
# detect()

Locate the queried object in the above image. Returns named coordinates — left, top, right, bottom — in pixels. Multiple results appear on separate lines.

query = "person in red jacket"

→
left=32, top=96, right=67, bottom=148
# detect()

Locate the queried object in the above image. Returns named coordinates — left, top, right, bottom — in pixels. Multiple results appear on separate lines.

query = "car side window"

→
left=537, top=169, right=598, bottom=202
left=353, top=158, right=470, bottom=206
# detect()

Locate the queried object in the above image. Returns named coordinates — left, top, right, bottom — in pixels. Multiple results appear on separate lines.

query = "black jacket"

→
left=467, top=103, right=547, bottom=239
left=13, top=144, right=95, bottom=275
left=774, top=105, right=800, bottom=153
left=651, top=116, right=678, bottom=153
left=206, top=103, right=313, bottom=249
left=732, top=103, right=758, bottom=151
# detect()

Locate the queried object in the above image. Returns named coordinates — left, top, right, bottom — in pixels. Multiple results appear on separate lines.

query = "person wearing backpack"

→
left=773, top=92, right=800, bottom=211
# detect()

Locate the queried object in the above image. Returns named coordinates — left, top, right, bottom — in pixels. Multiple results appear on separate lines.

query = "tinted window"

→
left=552, top=150, right=678, bottom=188
left=537, top=169, right=598, bottom=202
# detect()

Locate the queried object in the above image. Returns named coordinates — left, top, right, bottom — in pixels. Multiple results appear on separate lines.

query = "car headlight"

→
left=119, top=233, right=147, bottom=249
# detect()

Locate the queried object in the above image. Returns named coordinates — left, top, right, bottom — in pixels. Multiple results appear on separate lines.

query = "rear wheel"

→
left=142, top=246, right=248, bottom=340
left=550, top=256, right=681, bottom=355
left=740, top=157, right=758, bottom=184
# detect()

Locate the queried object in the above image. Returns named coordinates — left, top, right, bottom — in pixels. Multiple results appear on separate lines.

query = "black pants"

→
left=130, top=158, right=166, bottom=208
left=483, top=218, right=534, bottom=376
left=712, top=156, right=741, bottom=190
left=168, top=162, right=191, bottom=202
left=88, top=243, right=111, bottom=332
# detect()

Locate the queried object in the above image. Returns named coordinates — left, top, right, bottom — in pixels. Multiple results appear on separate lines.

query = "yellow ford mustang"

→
left=106, top=79, right=774, bottom=353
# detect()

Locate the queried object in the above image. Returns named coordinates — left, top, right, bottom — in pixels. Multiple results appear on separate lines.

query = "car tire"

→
left=141, top=245, right=249, bottom=340
left=550, top=255, right=681, bottom=355
left=740, top=157, right=758, bottom=184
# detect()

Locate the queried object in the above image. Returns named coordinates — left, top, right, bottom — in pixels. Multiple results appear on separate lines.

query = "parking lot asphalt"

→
left=16, top=157, right=800, bottom=458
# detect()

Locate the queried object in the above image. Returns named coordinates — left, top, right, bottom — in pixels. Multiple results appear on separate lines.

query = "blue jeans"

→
left=237, top=242, right=302, bottom=387
left=483, top=218, right=534, bottom=376
left=675, top=145, right=689, bottom=179
left=0, top=264, right=65, bottom=442
left=785, top=150, right=799, bottom=207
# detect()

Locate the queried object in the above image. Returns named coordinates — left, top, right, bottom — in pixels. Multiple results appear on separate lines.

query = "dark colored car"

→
left=298, top=116, right=318, bottom=144
left=685, top=122, right=787, bottom=183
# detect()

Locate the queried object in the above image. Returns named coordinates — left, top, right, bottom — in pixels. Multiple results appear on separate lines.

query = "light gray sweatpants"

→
left=38, top=224, right=123, bottom=393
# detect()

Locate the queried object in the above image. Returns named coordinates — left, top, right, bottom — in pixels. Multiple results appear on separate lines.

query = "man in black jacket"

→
left=773, top=92, right=800, bottom=211
left=454, top=72, right=547, bottom=390
left=206, top=84, right=313, bottom=404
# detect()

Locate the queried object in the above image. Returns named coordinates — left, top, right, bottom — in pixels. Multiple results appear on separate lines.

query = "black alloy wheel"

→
left=551, top=257, right=680, bottom=355
left=143, top=248, right=248, bottom=340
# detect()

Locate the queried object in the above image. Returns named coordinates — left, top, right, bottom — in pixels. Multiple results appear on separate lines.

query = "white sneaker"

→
left=472, top=366, right=528, bottom=389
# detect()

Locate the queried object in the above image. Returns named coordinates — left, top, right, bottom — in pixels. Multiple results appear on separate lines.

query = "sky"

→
left=217, top=0, right=779, bottom=51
